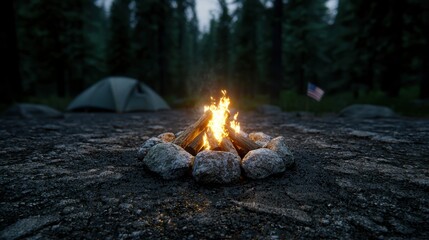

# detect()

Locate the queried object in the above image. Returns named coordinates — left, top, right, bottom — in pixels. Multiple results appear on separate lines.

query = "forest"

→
left=2, top=0, right=429, bottom=115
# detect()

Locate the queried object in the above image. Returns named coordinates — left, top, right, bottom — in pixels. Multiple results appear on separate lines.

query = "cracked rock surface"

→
left=0, top=110, right=428, bottom=239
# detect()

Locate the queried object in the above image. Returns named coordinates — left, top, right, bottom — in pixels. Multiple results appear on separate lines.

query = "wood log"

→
left=173, top=110, right=213, bottom=148
left=185, top=131, right=206, bottom=155
left=220, top=137, right=239, bottom=156
left=206, top=129, right=221, bottom=150
left=226, top=125, right=259, bottom=155
left=234, top=145, right=248, bottom=159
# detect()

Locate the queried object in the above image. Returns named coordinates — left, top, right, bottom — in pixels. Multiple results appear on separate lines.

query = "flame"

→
left=202, top=133, right=210, bottom=150
left=203, top=90, right=240, bottom=149
left=230, top=112, right=240, bottom=133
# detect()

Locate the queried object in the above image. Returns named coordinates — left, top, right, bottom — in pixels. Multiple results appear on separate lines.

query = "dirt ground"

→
left=0, top=110, right=428, bottom=239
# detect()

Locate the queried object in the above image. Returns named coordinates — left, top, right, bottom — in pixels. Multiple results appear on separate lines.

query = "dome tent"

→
left=67, top=77, right=170, bottom=112
left=4, top=103, right=64, bottom=118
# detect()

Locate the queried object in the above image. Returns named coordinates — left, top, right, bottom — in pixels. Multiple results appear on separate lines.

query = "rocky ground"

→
left=0, top=110, right=428, bottom=239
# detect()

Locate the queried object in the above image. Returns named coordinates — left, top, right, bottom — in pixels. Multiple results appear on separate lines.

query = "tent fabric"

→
left=67, top=77, right=170, bottom=112
left=4, top=103, right=64, bottom=119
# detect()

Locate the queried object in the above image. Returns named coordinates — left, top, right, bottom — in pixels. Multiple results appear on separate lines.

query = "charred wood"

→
left=173, top=110, right=213, bottom=148
left=226, top=125, right=259, bottom=155
left=220, top=137, right=239, bottom=157
left=185, top=131, right=205, bottom=155
left=206, top=129, right=221, bottom=151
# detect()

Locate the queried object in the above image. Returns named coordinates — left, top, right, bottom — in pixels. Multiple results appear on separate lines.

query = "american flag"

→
left=307, top=83, right=325, bottom=101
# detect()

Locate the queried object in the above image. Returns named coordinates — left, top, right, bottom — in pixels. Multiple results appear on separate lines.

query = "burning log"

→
left=226, top=125, right=259, bottom=155
left=173, top=110, right=213, bottom=148
left=185, top=131, right=206, bottom=155
left=206, top=129, right=221, bottom=150
left=220, top=138, right=239, bottom=156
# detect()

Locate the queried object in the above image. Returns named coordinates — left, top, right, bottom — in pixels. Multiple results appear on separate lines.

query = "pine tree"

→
left=107, top=0, right=132, bottom=76
left=1, top=0, right=22, bottom=103
left=16, top=0, right=107, bottom=97
left=270, top=0, right=283, bottom=102
left=283, top=0, right=329, bottom=94
left=233, top=0, right=265, bottom=97
left=214, top=0, right=231, bottom=90
left=133, top=0, right=172, bottom=95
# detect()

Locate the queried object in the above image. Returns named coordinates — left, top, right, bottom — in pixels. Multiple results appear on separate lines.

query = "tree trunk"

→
left=1, top=0, right=22, bottom=103
left=381, top=0, right=403, bottom=98
left=270, top=0, right=283, bottom=103
left=69, top=0, right=85, bottom=96
left=157, top=0, right=167, bottom=96
left=56, top=61, right=66, bottom=98
left=420, top=3, right=429, bottom=99
left=176, top=0, right=187, bottom=97
left=421, top=66, right=429, bottom=99
left=298, top=56, right=305, bottom=95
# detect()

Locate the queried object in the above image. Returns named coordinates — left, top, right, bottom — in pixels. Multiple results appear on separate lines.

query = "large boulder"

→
left=257, top=104, right=282, bottom=115
left=241, top=148, right=285, bottom=179
left=265, top=136, right=295, bottom=168
left=143, top=143, right=194, bottom=179
left=193, top=150, right=241, bottom=184
left=339, top=104, right=396, bottom=118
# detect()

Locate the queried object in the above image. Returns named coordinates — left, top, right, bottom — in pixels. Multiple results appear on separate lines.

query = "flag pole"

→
left=305, top=95, right=309, bottom=112
left=306, top=82, right=324, bottom=113
left=305, top=82, right=309, bottom=112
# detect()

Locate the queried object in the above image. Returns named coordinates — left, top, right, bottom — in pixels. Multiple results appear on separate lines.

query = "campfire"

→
left=138, top=90, right=294, bottom=184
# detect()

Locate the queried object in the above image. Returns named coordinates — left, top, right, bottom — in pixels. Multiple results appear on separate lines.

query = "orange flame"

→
left=203, top=90, right=240, bottom=150
left=202, top=132, right=209, bottom=150
left=230, top=112, right=240, bottom=134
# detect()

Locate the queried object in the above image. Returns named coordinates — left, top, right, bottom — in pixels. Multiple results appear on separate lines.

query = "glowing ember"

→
left=203, top=90, right=240, bottom=149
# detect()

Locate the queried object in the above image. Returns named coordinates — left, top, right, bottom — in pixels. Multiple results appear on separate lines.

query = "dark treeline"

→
left=4, top=0, right=429, bottom=106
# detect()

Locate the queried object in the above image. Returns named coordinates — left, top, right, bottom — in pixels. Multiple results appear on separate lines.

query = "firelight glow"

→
left=203, top=90, right=240, bottom=149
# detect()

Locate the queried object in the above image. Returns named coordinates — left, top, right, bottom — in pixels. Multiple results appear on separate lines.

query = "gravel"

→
left=0, top=110, right=428, bottom=239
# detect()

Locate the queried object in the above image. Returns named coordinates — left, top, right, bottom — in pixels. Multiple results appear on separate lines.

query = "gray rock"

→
left=265, top=136, right=295, bottom=168
left=143, top=143, right=194, bottom=179
left=0, top=215, right=60, bottom=240
left=257, top=104, right=282, bottom=115
left=157, top=132, right=175, bottom=142
left=241, top=148, right=285, bottom=179
left=248, top=132, right=272, bottom=147
left=137, top=137, right=163, bottom=160
left=339, top=104, right=396, bottom=118
left=193, top=150, right=241, bottom=184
